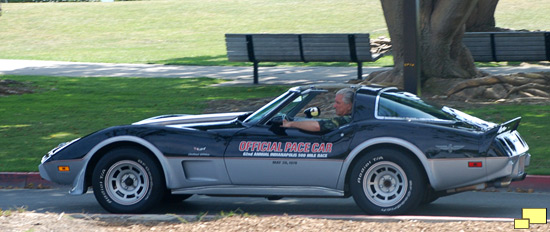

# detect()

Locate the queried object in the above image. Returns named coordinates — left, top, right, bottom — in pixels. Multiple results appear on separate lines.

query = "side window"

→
left=297, top=91, right=338, bottom=119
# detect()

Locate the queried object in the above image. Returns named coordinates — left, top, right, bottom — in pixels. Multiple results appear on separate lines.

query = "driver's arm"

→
left=282, top=119, right=321, bottom=132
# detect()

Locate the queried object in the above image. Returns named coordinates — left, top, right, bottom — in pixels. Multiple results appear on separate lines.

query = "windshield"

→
left=273, top=94, right=310, bottom=118
left=243, top=88, right=334, bottom=125
left=376, top=91, right=455, bottom=121
left=243, top=91, right=295, bottom=124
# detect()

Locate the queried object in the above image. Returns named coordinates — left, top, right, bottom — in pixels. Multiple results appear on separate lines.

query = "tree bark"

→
left=466, top=0, right=499, bottom=32
left=368, top=0, right=482, bottom=87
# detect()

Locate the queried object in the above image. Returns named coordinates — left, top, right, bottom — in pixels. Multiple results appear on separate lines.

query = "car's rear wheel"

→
left=420, top=186, right=440, bottom=205
left=92, top=147, right=165, bottom=213
left=350, top=148, right=426, bottom=215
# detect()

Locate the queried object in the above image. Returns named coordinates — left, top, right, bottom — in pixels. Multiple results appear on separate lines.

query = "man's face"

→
left=334, top=94, right=352, bottom=116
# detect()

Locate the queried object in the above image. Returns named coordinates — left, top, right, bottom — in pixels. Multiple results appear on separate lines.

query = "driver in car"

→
left=282, top=88, right=354, bottom=132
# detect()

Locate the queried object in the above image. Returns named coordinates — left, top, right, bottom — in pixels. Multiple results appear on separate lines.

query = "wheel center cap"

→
left=378, top=175, right=396, bottom=192
left=384, top=180, right=392, bottom=188
left=121, top=174, right=137, bottom=190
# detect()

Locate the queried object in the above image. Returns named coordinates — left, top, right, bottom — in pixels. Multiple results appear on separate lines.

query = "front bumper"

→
left=39, top=159, right=86, bottom=186
left=38, top=139, right=83, bottom=186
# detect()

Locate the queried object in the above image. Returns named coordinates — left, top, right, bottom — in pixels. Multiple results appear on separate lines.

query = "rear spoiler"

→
left=479, top=117, right=521, bottom=153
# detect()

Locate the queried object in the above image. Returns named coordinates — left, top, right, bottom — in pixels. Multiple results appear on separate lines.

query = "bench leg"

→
left=253, top=61, right=259, bottom=84
left=357, top=62, right=363, bottom=80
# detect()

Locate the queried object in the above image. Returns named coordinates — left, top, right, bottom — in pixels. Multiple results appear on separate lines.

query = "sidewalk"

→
left=1, top=59, right=549, bottom=191
left=1, top=59, right=549, bottom=85
left=0, top=59, right=391, bottom=85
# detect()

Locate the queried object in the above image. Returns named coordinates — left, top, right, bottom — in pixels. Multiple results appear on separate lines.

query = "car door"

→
left=224, top=123, right=355, bottom=188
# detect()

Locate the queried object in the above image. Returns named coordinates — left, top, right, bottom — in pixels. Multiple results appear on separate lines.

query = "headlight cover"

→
left=41, top=138, right=80, bottom=163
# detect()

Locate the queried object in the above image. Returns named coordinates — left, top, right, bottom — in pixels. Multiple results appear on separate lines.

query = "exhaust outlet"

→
left=446, top=177, right=518, bottom=194
left=446, top=183, right=487, bottom=194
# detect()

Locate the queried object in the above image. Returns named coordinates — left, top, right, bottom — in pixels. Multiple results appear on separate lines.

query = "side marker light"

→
left=468, top=162, right=483, bottom=168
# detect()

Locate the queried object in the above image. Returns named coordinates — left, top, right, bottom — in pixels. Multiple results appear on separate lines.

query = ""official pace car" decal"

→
left=238, top=141, right=332, bottom=158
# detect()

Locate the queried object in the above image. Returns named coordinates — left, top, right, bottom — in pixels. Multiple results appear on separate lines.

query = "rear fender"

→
left=337, top=137, right=434, bottom=190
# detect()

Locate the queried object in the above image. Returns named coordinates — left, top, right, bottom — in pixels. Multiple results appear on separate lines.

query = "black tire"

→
left=350, top=148, right=426, bottom=215
left=420, top=186, right=440, bottom=205
left=92, top=147, right=165, bottom=213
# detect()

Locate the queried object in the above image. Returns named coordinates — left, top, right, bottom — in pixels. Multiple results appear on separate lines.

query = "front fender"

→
left=69, top=136, right=174, bottom=195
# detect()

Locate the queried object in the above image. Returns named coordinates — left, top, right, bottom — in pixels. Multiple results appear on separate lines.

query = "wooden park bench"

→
left=463, top=31, right=550, bottom=62
left=225, top=33, right=383, bottom=84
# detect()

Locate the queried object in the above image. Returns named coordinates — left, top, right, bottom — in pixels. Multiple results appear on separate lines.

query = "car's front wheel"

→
left=92, top=147, right=165, bottom=213
left=350, top=148, right=426, bottom=215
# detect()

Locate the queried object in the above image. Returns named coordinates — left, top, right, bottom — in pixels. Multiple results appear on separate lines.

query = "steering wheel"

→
left=281, top=114, right=293, bottom=122
left=269, top=114, right=293, bottom=126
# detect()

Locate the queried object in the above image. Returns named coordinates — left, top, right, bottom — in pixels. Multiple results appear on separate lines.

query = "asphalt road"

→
left=1, top=187, right=549, bottom=219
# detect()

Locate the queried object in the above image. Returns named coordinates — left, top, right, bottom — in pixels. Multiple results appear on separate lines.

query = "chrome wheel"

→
left=93, top=147, right=165, bottom=213
left=104, top=160, right=150, bottom=205
left=363, top=161, right=408, bottom=207
left=350, top=149, right=426, bottom=215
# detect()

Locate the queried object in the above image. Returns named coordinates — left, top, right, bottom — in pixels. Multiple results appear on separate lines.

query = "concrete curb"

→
left=0, top=172, right=60, bottom=189
left=507, top=175, right=550, bottom=192
left=69, top=213, right=529, bottom=223
left=0, top=172, right=548, bottom=192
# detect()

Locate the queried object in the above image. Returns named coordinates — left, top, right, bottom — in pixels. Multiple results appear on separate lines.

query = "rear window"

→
left=377, top=92, right=454, bottom=120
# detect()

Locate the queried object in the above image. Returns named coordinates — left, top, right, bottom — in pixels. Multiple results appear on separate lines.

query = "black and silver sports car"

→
left=39, top=84, right=530, bottom=215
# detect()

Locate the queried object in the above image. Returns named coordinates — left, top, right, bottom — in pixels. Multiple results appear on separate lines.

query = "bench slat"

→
left=224, top=33, right=383, bottom=83
left=463, top=31, right=549, bottom=62
left=225, top=33, right=379, bottom=62
left=496, top=51, right=546, bottom=56
left=496, top=56, right=547, bottom=61
left=494, top=46, right=546, bottom=52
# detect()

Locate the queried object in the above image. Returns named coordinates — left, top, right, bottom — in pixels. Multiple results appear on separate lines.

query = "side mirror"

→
left=304, top=107, right=321, bottom=118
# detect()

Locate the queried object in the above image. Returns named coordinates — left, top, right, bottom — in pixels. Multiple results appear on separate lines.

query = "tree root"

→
left=505, top=83, right=550, bottom=98
left=446, top=72, right=550, bottom=102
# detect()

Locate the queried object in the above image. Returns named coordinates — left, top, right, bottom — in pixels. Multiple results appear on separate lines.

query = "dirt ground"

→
left=0, top=79, right=35, bottom=96
left=2, top=212, right=549, bottom=232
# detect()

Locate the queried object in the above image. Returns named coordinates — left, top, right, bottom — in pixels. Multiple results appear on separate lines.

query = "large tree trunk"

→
left=466, top=0, right=499, bottom=32
left=368, top=0, right=482, bottom=87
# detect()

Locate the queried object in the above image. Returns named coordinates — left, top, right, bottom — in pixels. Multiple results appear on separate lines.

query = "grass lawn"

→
left=0, top=0, right=549, bottom=66
left=1, top=75, right=548, bottom=174
left=0, top=0, right=548, bottom=174
left=0, top=75, right=288, bottom=172
left=0, top=0, right=388, bottom=66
